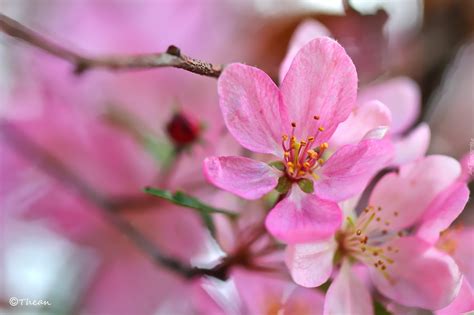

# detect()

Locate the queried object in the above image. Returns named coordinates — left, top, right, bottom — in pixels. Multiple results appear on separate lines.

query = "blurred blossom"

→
left=434, top=226, right=474, bottom=315
left=0, top=0, right=247, bottom=313
left=193, top=268, right=325, bottom=315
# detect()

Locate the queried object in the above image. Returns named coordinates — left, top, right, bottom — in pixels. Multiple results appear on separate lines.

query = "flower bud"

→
left=166, top=111, right=201, bottom=146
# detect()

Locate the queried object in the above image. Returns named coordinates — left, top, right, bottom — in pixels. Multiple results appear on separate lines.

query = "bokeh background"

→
left=1, top=0, right=473, bottom=314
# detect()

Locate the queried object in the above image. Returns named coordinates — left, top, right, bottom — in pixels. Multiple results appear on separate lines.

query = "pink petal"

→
left=436, top=279, right=474, bottom=315
left=265, top=189, right=342, bottom=244
left=330, top=100, right=392, bottom=149
left=370, top=236, right=462, bottom=310
left=217, top=63, right=288, bottom=155
left=369, top=155, right=461, bottom=231
left=416, top=182, right=470, bottom=244
left=363, top=126, right=390, bottom=141
left=279, top=20, right=331, bottom=82
left=286, top=285, right=325, bottom=315
left=324, top=260, right=374, bottom=315
left=285, top=238, right=337, bottom=287
left=446, top=227, right=474, bottom=288
left=314, top=138, right=394, bottom=202
left=231, top=268, right=325, bottom=315
left=280, top=37, right=357, bottom=142
left=358, top=77, right=421, bottom=135
left=393, top=123, right=431, bottom=165
left=203, top=156, right=279, bottom=200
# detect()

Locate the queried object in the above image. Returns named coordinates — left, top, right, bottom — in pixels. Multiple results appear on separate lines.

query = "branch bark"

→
left=0, top=13, right=223, bottom=77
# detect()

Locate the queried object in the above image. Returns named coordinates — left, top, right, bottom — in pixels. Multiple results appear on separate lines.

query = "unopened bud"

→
left=166, top=111, right=201, bottom=146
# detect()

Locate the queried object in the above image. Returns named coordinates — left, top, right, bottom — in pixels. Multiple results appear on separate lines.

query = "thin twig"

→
left=0, top=13, right=223, bottom=77
left=0, top=121, right=233, bottom=279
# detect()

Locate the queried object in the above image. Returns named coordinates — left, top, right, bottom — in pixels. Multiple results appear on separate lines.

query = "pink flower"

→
left=435, top=227, right=474, bottom=315
left=286, top=155, right=469, bottom=312
left=282, top=19, right=430, bottom=165
left=193, top=268, right=325, bottom=315
left=204, top=37, right=393, bottom=244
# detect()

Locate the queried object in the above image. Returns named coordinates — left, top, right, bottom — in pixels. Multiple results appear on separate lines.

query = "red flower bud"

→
left=166, top=111, right=201, bottom=146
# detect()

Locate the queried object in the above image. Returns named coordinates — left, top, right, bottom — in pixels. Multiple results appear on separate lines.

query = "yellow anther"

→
left=284, top=152, right=290, bottom=157
left=318, top=158, right=325, bottom=165
left=320, top=142, right=329, bottom=149
left=307, top=136, right=315, bottom=141
left=282, top=135, right=288, bottom=141
left=356, top=229, right=362, bottom=236
left=300, top=140, right=307, bottom=146
left=298, top=170, right=306, bottom=176
left=318, top=126, right=325, bottom=132
left=303, top=162, right=311, bottom=168
left=307, top=150, right=317, bottom=159
left=287, top=162, right=294, bottom=167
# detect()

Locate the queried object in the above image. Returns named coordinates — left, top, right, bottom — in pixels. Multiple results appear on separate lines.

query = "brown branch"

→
left=0, top=13, right=223, bottom=77
left=0, top=121, right=236, bottom=280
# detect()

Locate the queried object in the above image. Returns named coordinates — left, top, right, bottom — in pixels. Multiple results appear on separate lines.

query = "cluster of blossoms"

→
left=1, top=5, right=472, bottom=315
left=203, top=21, right=473, bottom=315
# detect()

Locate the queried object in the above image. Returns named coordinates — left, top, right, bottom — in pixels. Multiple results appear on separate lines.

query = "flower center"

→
left=338, top=205, right=404, bottom=284
left=281, top=119, right=328, bottom=180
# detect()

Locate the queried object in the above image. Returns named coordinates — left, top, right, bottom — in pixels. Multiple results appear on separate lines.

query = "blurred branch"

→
left=0, top=13, right=223, bottom=78
left=0, top=121, right=242, bottom=280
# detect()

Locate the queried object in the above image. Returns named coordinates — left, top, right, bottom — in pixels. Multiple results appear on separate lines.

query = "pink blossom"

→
left=286, top=155, right=469, bottom=312
left=204, top=37, right=393, bottom=244
left=282, top=19, right=429, bottom=165
left=193, top=268, right=325, bottom=315
left=434, top=227, right=474, bottom=314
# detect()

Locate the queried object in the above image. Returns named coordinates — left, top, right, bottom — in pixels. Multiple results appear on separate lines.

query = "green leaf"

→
left=275, top=176, right=292, bottom=194
left=144, top=187, right=239, bottom=237
left=297, top=178, right=314, bottom=193
left=374, top=300, right=391, bottom=315
left=269, top=161, right=285, bottom=172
